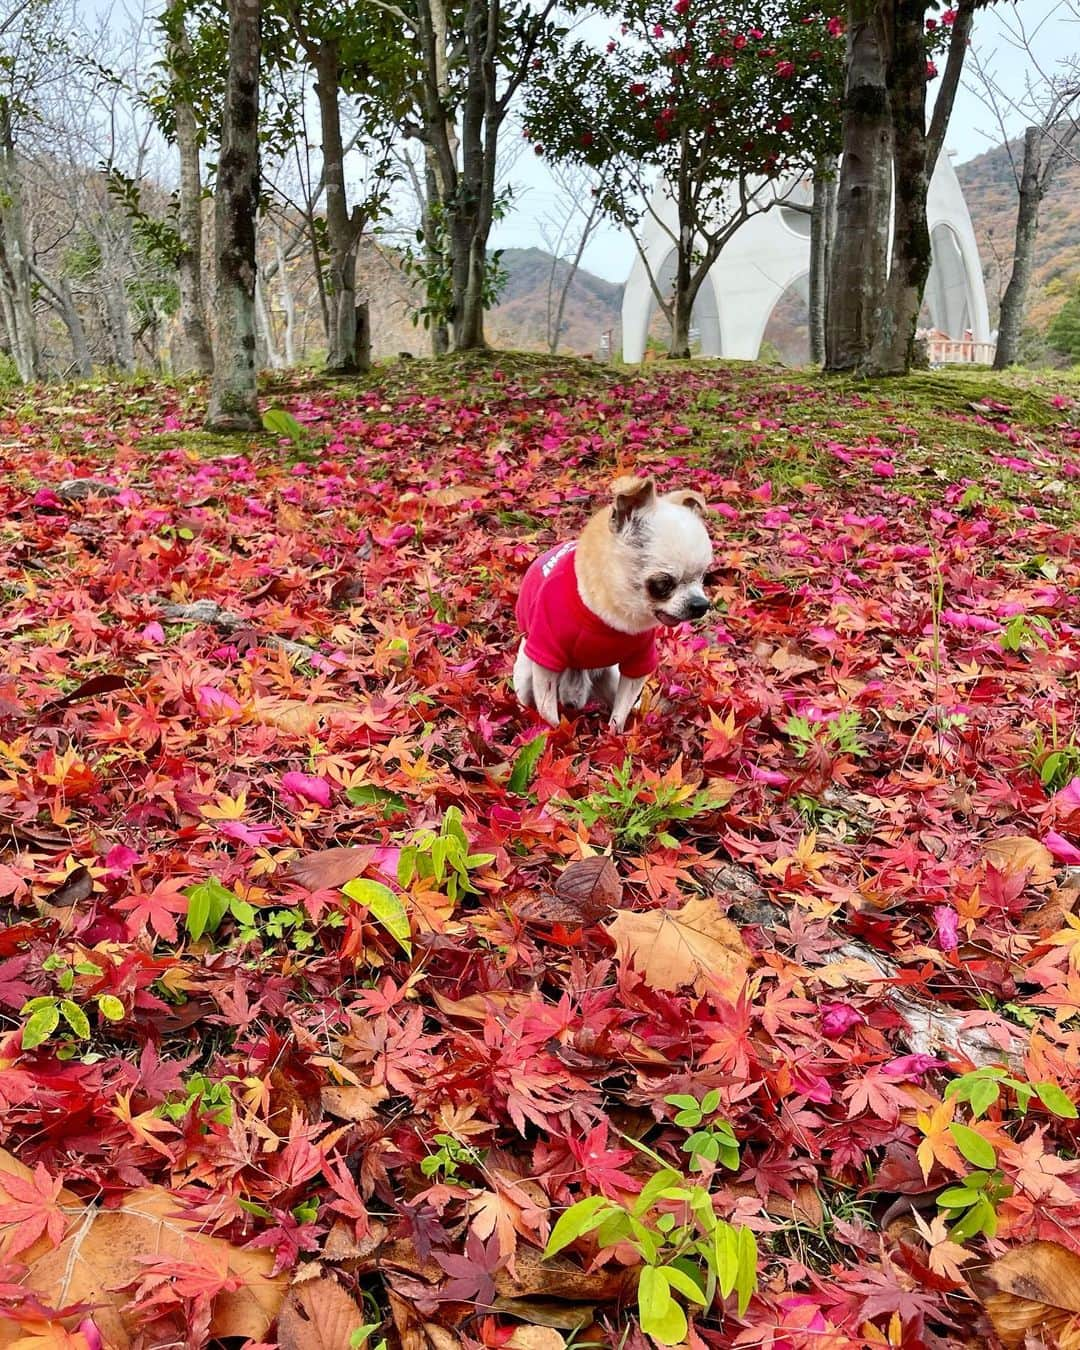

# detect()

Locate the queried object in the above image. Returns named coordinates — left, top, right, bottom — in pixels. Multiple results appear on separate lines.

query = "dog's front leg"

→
left=532, top=664, right=562, bottom=728
left=609, top=674, right=646, bottom=732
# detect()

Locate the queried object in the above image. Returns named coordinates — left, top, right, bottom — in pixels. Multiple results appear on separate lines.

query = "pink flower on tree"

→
left=776, top=59, right=796, bottom=77
left=826, top=15, right=845, bottom=36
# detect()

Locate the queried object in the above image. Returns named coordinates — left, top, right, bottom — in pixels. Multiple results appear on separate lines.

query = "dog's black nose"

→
left=686, top=596, right=709, bottom=619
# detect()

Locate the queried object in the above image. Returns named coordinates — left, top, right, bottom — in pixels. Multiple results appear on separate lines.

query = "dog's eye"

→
left=646, top=574, right=676, bottom=600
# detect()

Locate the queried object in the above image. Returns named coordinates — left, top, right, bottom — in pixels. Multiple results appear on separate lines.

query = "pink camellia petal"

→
left=196, top=685, right=242, bottom=718
left=371, top=845, right=402, bottom=885
left=280, top=772, right=332, bottom=808
left=1044, top=830, right=1080, bottom=865
left=1051, top=777, right=1080, bottom=814
left=217, top=819, right=286, bottom=846
left=934, top=904, right=959, bottom=952
left=882, top=1053, right=948, bottom=1079
left=791, top=1069, right=832, bottom=1104
left=821, top=1002, right=865, bottom=1037
left=140, top=621, right=165, bottom=643
left=104, top=844, right=141, bottom=877
left=78, top=1321, right=104, bottom=1350
left=750, top=764, right=789, bottom=786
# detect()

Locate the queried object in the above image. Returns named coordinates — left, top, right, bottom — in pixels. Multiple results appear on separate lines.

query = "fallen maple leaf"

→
left=0, top=1162, right=67, bottom=1257
left=604, top=895, right=749, bottom=995
left=980, top=1240, right=1080, bottom=1348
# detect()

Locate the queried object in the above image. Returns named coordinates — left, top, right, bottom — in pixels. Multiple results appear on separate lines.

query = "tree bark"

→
left=869, top=0, right=931, bottom=376
left=273, top=225, right=298, bottom=366
left=422, top=150, right=449, bottom=355
left=254, top=269, right=283, bottom=368
left=809, top=156, right=837, bottom=365
left=312, top=40, right=362, bottom=373
left=207, top=0, right=261, bottom=433
left=354, top=301, right=371, bottom=371
left=993, top=125, right=1041, bottom=370
left=0, top=100, right=41, bottom=383
left=824, top=1, right=891, bottom=373
left=168, top=5, right=214, bottom=376
left=32, top=266, right=92, bottom=378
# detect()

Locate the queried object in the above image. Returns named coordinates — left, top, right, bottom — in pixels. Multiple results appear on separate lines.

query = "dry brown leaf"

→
left=984, top=836, right=1055, bottom=885
left=604, top=895, right=749, bottom=995
left=0, top=1185, right=285, bottom=1349
left=768, top=645, right=822, bottom=676
left=555, top=856, right=621, bottom=916
left=981, top=1240, right=1080, bottom=1349
left=320, top=1083, right=387, bottom=1123
left=432, top=990, right=533, bottom=1024
left=427, top=484, right=487, bottom=507
left=513, top=856, right=625, bottom=925
left=255, top=697, right=356, bottom=735
left=323, top=1218, right=390, bottom=1265
left=288, top=846, right=375, bottom=891
left=507, top=1327, right=565, bottom=1350
left=728, top=1182, right=823, bottom=1227
left=278, top=1277, right=365, bottom=1350
left=387, top=1290, right=456, bottom=1350
left=493, top=1297, right=595, bottom=1330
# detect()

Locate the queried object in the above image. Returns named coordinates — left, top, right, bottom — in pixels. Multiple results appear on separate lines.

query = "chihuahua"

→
left=513, top=475, right=713, bottom=731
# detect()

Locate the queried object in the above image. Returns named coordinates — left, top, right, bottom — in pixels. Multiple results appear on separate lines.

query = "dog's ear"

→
left=611, top=475, right=656, bottom=531
left=665, top=489, right=707, bottom=515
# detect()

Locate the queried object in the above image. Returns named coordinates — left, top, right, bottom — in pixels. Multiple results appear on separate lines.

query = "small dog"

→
left=513, top=475, right=713, bottom=731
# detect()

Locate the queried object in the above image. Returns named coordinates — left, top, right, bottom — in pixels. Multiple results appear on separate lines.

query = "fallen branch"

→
left=708, top=860, right=1027, bottom=1069
left=140, top=598, right=318, bottom=663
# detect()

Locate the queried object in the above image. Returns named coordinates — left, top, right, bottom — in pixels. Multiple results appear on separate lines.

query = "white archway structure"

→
left=621, top=152, right=990, bottom=362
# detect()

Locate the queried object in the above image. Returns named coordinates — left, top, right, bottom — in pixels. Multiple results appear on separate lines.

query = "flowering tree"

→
left=524, top=0, right=844, bottom=358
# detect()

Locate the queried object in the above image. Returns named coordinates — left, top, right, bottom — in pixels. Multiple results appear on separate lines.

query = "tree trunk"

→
left=32, top=266, right=92, bottom=378
left=0, top=101, right=41, bottom=383
left=313, top=41, right=361, bottom=373
left=869, top=0, right=931, bottom=376
left=168, top=5, right=214, bottom=376
left=668, top=238, right=695, bottom=359
left=423, top=151, right=449, bottom=355
left=809, top=156, right=837, bottom=366
left=994, top=125, right=1042, bottom=371
left=354, top=301, right=371, bottom=372
left=254, top=269, right=282, bottom=368
left=273, top=225, right=298, bottom=366
left=449, top=0, right=491, bottom=351
left=206, top=0, right=261, bottom=433
left=825, top=1, right=892, bottom=373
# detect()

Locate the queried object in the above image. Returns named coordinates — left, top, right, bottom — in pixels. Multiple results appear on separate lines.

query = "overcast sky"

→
left=87, top=0, right=1078, bottom=283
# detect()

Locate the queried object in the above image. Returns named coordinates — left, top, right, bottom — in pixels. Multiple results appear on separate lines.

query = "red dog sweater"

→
left=516, top=542, right=658, bottom=677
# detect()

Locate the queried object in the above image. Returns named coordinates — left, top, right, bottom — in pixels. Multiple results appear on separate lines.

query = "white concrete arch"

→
left=621, top=152, right=990, bottom=362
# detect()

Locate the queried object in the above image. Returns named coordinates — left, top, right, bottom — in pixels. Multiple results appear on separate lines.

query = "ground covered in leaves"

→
left=1, top=356, right=1080, bottom=1350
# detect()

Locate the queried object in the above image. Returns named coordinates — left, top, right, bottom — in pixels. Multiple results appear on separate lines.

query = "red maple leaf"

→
left=0, top=1162, right=68, bottom=1254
